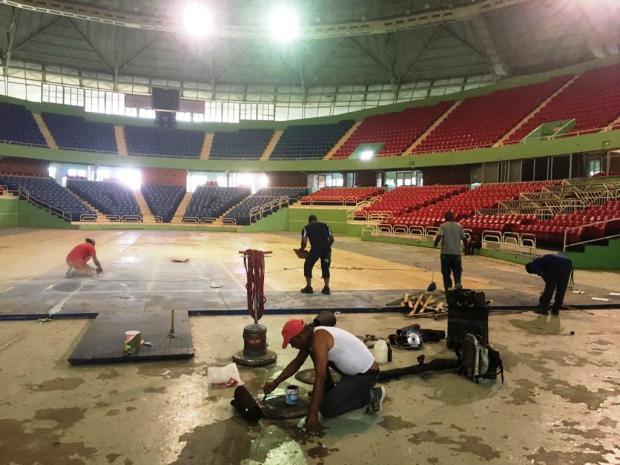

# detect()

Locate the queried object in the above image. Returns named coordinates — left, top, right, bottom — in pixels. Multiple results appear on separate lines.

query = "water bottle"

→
left=373, top=339, right=389, bottom=364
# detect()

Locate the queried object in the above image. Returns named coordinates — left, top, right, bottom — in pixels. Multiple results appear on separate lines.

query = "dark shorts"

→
left=304, top=250, right=331, bottom=279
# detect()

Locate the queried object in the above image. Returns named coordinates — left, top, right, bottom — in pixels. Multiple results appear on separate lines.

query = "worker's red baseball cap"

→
left=281, top=319, right=306, bottom=348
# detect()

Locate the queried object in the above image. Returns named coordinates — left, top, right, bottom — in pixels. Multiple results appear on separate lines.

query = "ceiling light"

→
left=183, top=3, right=213, bottom=37
left=269, top=6, right=300, bottom=42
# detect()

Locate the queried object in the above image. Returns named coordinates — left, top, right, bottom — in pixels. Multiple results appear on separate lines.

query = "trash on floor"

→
left=207, top=363, right=243, bottom=387
left=171, top=258, right=190, bottom=263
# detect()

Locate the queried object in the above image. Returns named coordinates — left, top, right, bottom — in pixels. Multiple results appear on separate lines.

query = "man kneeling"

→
left=264, top=319, right=385, bottom=434
left=66, top=238, right=103, bottom=278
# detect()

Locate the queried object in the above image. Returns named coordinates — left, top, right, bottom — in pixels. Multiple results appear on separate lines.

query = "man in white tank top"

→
left=263, top=319, right=386, bottom=434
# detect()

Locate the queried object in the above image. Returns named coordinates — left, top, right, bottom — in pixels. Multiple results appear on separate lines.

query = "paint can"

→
left=285, top=385, right=299, bottom=405
left=124, top=330, right=141, bottom=354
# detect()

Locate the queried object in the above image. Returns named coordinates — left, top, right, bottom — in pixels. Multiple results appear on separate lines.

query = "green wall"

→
left=0, top=198, right=74, bottom=229
left=245, top=208, right=290, bottom=232
left=0, top=198, right=18, bottom=227
left=564, top=239, right=620, bottom=270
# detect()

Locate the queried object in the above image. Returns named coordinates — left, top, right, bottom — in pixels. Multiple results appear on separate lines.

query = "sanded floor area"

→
left=1, top=228, right=619, bottom=316
left=0, top=312, right=618, bottom=465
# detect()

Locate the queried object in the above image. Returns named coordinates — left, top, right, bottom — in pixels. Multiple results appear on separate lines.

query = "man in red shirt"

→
left=66, top=238, right=103, bottom=278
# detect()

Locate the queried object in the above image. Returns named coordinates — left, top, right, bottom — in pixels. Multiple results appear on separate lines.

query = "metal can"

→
left=285, top=385, right=299, bottom=405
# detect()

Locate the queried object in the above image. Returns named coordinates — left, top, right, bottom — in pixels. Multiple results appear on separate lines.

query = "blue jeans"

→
left=440, top=254, right=462, bottom=290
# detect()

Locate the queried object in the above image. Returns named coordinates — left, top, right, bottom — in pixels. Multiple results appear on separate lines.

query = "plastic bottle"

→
left=373, top=339, right=389, bottom=364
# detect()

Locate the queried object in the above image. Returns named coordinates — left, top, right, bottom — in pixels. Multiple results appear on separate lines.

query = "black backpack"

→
left=456, top=333, right=504, bottom=383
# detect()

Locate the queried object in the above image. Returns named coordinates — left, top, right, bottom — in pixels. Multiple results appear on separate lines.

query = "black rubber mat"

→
left=68, top=310, right=194, bottom=365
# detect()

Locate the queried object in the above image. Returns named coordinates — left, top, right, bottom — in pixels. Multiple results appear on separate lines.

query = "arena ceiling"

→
left=0, top=0, right=618, bottom=92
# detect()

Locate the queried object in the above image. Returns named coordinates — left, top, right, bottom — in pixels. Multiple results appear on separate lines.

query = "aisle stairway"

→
left=171, top=192, right=192, bottom=224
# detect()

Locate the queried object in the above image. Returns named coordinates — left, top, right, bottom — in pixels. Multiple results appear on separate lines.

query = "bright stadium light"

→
left=183, top=3, right=213, bottom=37
left=269, top=6, right=300, bottom=42
left=360, top=150, right=375, bottom=161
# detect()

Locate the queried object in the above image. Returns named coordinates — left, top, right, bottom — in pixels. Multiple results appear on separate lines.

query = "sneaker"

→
left=321, top=286, right=330, bottom=295
left=301, top=286, right=314, bottom=294
left=551, top=308, right=560, bottom=315
left=534, top=307, right=549, bottom=315
left=366, top=385, right=386, bottom=415
left=455, top=283, right=463, bottom=290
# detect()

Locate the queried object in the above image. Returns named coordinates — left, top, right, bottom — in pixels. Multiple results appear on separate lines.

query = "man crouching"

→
left=263, top=319, right=386, bottom=434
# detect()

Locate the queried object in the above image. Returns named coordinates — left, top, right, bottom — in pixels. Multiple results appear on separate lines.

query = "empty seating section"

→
left=184, top=186, right=250, bottom=221
left=42, top=113, right=117, bottom=152
left=67, top=179, right=141, bottom=218
left=124, top=126, right=203, bottom=158
left=414, top=76, right=571, bottom=153
left=301, top=187, right=384, bottom=205
left=0, top=102, right=46, bottom=146
left=210, top=129, right=274, bottom=159
left=507, top=63, right=620, bottom=143
left=356, top=185, right=467, bottom=219
left=332, top=101, right=453, bottom=159
left=512, top=200, right=620, bottom=247
left=383, top=181, right=555, bottom=229
left=224, top=187, right=308, bottom=225
left=142, top=184, right=185, bottom=223
left=0, top=174, right=94, bottom=220
left=271, top=120, right=354, bottom=159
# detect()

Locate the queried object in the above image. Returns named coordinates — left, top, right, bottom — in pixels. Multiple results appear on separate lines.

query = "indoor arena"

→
left=0, top=1, right=619, bottom=464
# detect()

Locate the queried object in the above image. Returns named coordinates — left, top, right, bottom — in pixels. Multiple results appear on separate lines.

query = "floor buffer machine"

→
left=232, top=249, right=277, bottom=367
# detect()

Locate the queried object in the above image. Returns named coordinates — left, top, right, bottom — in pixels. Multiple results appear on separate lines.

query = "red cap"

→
left=281, top=319, right=306, bottom=348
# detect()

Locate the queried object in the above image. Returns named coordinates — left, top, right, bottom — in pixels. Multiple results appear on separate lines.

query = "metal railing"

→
left=562, top=217, right=620, bottom=251
left=16, top=187, right=72, bottom=222
left=79, top=213, right=98, bottom=222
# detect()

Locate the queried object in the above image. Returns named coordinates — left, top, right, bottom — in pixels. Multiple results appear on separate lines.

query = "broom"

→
left=426, top=264, right=437, bottom=292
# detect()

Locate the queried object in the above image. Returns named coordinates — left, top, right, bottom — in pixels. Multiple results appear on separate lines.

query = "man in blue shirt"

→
left=525, top=254, right=573, bottom=315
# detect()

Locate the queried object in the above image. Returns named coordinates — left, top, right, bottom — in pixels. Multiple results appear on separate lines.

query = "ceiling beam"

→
left=441, top=24, right=490, bottom=64
left=401, top=27, right=442, bottom=82
left=67, top=19, right=114, bottom=72
left=468, top=15, right=510, bottom=76
left=2, top=7, right=20, bottom=81
left=13, top=15, right=62, bottom=52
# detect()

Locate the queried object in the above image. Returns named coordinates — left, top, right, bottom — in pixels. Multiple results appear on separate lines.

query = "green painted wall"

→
left=17, top=200, right=74, bottom=229
left=564, top=239, right=620, bottom=270
left=0, top=198, right=18, bottom=227
left=245, top=208, right=290, bottom=232
left=287, top=207, right=365, bottom=237
left=76, top=222, right=237, bottom=232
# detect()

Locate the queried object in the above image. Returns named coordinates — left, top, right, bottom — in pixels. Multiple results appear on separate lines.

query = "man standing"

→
left=433, top=211, right=468, bottom=290
left=525, top=254, right=573, bottom=315
left=299, top=214, right=334, bottom=295
left=66, top=238, right=103, bottom=278
left=263, top=319, right=385, bottom=434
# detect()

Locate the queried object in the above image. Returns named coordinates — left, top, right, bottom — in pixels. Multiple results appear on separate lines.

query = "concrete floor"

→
left=0, top=227, right=619, bottom=464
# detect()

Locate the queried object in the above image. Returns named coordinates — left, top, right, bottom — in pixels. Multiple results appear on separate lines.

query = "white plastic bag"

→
left=207, top=363, right=243, bottom=387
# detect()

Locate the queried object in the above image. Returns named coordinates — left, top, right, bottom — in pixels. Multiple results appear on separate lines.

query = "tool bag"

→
left=456, top=333, right=504, bottom=383
left=446, top=288, right=489, bottom=349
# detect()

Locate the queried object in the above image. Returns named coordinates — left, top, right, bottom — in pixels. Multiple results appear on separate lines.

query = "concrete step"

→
left=32, top=113, right=58, bottom=149
left=260, top=130, right=283, bottom=161
left=171, top=192, right=192, bottom=223
left=324, top=121, right=363, bottom=160
left=494, top=74, right=581, bottom=146
left=115, top=126, right=128, bottom=156
left=404, top=101, right=462, bottom=154
left=133, top=190, right=156, bottom=222
left=200, top=133, right=214, bottom=160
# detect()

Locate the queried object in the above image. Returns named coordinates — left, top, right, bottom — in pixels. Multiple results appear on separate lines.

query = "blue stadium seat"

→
left=271, top=120, right=354, bottom=159
left=142, top=184, right=185, bottom=222
left=0, top=102, right=46, bottom=146
left=124, top=126, right=203, bottom=158
left=43, top=113, right=117, bottom=153
left=0, top=174, right=94, bottom=221
left=224, top=187, right=307, bottom=225
left=210, top=129, right=273, bottom=159
left=184, top=186, right=250, bottom=221
left=67, top=179, right=141, bottom=219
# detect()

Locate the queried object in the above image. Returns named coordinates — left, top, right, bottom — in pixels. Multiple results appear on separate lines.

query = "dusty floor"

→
left=0, top=312, right=619, bottom=465
left=0, top=228, right=619, bottom=464
left=0, top=228, right=619, bottom=316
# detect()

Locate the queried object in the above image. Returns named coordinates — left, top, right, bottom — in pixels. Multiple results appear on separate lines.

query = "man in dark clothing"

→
left=525, top=254, right=573, bottom=315
left=299, top=215, right=334, bottom=295
left=465, top=233, right=482, bottom=256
